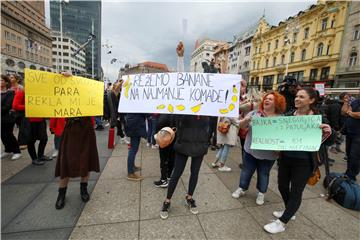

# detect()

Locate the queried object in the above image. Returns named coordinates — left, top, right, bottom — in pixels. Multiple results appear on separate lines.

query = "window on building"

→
left=326, top=45, right=331, bottom=55
left=12, top=46, right=16, bottom=53
left=293, top=32, right=297, bottom=43
left=64, top=59, right=69, bottom=63
left=349, top=51, right=357, bottom=66
left=288, top=71, right=304, bottom=82
left=317, top=43, right=324, bottom=56
left=5, top=31, right=10, bottom=40
left=304, top=27, right=309, bottom=39
left=277, top=74, right=284, bottom=84
left=263, top=75, right=274, bottom=90
left=63, top=38, right=69, bottom=42
left=63, top=45, right=69, bottom=49
left=11, top=33, right=16, bottom=42
left=265, top=59, right=269, bottom=68
left=331, top=19, right=335, bottom=28
left=17, top=36, right=21, bottom=43
left=52, top=44, right=57, bottom=48
left=301, top=49, right=306, bottom=61
left=267, top=42, right=271, bottom=52
left=273, top=57, right=276, bottom=67
left=281, top=55, right=285, bottom=64
left=290, top=52, right=295, bottom=63
left=245, top=46, right=250, bottom=56
left=320, top=67, right=330, bottom=80
left=18, top=49, right=22, bottom=55
left=253, top=61, right=256, bottom=70
left=353, top=26, right=360, bottom=40
left=63, top=52, right=69, bottom=56
left=275, top=39, right=279, bottom=49
left=310, top=69, right=317, bottom=80
left=257, top=61, right=260, bottom=69
left=322, top=18, right=327, bottom=31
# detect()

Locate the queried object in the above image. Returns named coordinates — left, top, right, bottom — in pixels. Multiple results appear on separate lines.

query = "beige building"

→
left=190, top=39, right=227, bottom=73
left=213, top=43, right=229, bottom=74
left=250, top=1, right=349, bottom=91
left=1, top=1, right=53, bottom=78
left=335, top=1, right=360, bottom=88
left=118, top=61, right=169, bottom=79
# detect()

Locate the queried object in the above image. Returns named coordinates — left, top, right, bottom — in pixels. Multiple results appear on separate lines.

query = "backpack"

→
left=324, top=172, right=360, bottom=211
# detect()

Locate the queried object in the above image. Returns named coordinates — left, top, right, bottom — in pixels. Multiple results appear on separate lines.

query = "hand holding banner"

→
left=251, top=115, right=323, bottom=151
left=25, top=69, right=104, bottom=118
left=118, top=72, right=241, bottom=117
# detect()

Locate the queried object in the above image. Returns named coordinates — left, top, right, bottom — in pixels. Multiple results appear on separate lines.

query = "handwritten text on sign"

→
left=25, top=69, right=104, bottom=118
left=251, top=115, right=322, bottom=151
left=118, top=72, right=241, bottom=117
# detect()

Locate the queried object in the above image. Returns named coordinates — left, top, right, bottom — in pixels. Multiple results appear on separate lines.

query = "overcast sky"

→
left=46, top=1, right=316, bottom=81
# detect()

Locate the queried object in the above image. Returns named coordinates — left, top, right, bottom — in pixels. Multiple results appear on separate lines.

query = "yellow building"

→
left=250, top=1, right=349, bottom=91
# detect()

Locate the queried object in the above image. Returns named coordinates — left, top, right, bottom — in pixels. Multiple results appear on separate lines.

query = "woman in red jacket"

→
left=12, top=89, right=51, bottom=165
left=50, top=118, right=66, bottom=158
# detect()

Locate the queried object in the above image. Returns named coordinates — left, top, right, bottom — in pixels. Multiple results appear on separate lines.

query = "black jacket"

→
left=326, top=100, right=342, bottom=131
left=174, top=115, right=209, bottom=157
left=1, top=90, right=15, bottom=124
left=107, top=91, right=120, bottom=128
left=124, top=113, right=147, bottom=138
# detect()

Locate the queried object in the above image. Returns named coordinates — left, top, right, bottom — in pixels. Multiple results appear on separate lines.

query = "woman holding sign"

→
left=263, top=87, right=334, bottom=234
left=55, top=72, right=100, bottom=210
left=232, top=92, right=286, bottom=205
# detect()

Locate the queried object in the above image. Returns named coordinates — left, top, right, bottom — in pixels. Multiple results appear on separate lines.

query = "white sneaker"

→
left=232, top=187, right=245, bottom=198
left=52, top=150, right=59, bottom=158
left=264, top=219, right=286, bottom=234
left=211, top=161, right=220, bottom=168
left=256, top=192, right=265, bottom=205
left=1, top=152, right=11, bottom=158
left=11, top=153, right=22, bottom=160
left=273, top=210, right=296, bottom=220
left=218, top=165, right=231, bottom=172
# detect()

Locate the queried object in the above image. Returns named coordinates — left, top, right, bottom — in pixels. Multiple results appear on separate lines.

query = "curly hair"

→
left=259, top=91, right=286, bottom=114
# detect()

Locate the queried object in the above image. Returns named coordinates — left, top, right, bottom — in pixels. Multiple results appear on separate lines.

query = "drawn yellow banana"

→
left=176, top=105, right=185, bottom=111
left=157, top=104, right=165, bottom=110
left=168, top=104, right=174, bottom=113
left=228, top=103, right=235, bottom=111
left=231, top=95, right=238, bottom=103
left=124, top=83, right=132, bottom=98
left=191, top=103, right=203, bottom=113
left=232, top=85, right=238, bottom=94
left=219, top=108, right=229, bottom=114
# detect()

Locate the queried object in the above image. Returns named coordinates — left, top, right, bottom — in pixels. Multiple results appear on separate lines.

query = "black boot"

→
left=80, top=182, right=90, bottom=202
left=55, top=187, right=67, bottom=210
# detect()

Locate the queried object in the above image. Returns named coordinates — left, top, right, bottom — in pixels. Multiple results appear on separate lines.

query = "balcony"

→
left=311, top=55, right=332, bottom=67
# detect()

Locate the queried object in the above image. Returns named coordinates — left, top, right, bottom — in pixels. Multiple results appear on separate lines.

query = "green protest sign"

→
left=251, top=115, right=322, bottom=151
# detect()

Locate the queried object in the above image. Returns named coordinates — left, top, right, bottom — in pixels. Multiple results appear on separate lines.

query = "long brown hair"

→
left=299, top=87, right=319, bottom=114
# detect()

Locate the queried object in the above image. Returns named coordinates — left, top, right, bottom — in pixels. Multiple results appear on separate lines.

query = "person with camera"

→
left=160, top=115, right=209, bottom=219
left=278, top=76, right=300, bottom=113
left=232, top=92, right=286, bottom=205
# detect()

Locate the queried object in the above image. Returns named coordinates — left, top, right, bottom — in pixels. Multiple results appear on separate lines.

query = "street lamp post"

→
left=59, top=0, right=69, bottom=73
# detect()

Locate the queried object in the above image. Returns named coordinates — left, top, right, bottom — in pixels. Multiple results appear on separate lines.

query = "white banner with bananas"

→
left=118, top=72, right=241, bottom=117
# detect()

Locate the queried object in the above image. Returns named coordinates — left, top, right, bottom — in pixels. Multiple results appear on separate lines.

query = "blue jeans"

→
left=151, top=118, right=158, bottom=145
left=95, top=117, right=102, bottom=127
left=216, top=144, right=231, bottom=164
left=127, top=136, right=141, bottom=174
left=239, top=151, right=275, bottom=193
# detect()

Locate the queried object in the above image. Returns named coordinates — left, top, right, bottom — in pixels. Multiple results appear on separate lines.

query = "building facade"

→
left=335, top=1, right=360, bottom=88
left=118, top=62, right=169, bottom=78
left=213, top=43, right=229, bottom=74
left=50, top=0, right=101, bottom=79
left=1, top=1, right=53, bottom=78
left=190, top=39, right=227, bottom=73
left=51, top=31, right=86, bottom=75
left=250, top=1, right=349, bottom=91
left=227, top=24, right=257, bottom=81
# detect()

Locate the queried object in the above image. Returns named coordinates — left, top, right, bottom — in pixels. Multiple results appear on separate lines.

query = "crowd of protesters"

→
left=1, top=70, right=359, bottom=234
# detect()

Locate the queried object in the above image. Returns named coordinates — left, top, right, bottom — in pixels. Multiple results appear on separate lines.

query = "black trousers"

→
left=166, top=152, right=204, bottom=199
left=208, top=117, right=217, bottom=146
left=1, top=122, right=20, bottom=154
left=159, top=144, right=175, bottom=180
left=345, top=135, right=360, bottom=181
left=116, top=114, right=125, bottom=138
left=278, top=158, right=312, bottom=223
left=27, top=121, right=48, bottom=160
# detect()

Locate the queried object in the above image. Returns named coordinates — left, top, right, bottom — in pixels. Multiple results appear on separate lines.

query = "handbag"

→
left=307, top=152, right=321, bottom=186
left=218, top=121, right=230, bottom=134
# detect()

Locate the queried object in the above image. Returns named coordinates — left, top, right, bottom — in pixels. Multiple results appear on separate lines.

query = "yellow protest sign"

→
left=25, top=69, right=104, bottom=118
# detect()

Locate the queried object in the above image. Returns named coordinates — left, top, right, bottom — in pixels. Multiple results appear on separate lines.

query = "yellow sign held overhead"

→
left=25, top=69, right=104, bottom=118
